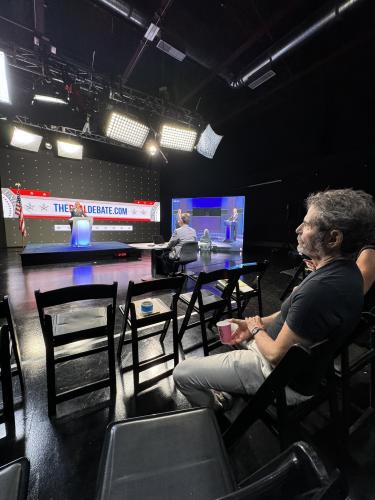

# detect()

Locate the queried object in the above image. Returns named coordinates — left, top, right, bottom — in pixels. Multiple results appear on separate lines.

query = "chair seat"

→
left=0, top=458, right=29, bottom=500
left=96, top=408, right=235, bottom=500
left=52, top=307, right=107, bottom=336
left=132, top=298, right=171, bottom=320
left=180, top=289, right=222, bottom=309
left=334, top=343, right=374, bottom=375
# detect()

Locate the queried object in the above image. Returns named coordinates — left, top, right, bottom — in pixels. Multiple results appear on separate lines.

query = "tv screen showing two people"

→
left=171, top=196, right=245, bottom=251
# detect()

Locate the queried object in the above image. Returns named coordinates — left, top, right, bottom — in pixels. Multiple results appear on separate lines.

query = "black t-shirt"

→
left=267, top=259, right=364, bottom=344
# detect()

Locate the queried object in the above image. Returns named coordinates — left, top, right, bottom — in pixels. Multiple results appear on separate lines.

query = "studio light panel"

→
left=0, top=51, right=11, bottom=104
left=106, top=112, right=149, bottom=148
left=10, top=127, right=43, bottom=152
left=57, top=140, right=83, bottom=160
left=33, top=94, right=68, bottom=105
left=159, top=124, right=197, bottom=151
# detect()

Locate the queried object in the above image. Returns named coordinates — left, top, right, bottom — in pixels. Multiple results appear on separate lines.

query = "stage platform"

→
left=20, top=241, right=141, bottom=266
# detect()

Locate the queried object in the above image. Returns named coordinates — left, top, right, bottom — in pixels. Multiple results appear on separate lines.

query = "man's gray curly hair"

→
left=306, top=188, right=375, bottom=256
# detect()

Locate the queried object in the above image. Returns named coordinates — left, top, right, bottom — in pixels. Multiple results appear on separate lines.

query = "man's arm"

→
left=230, top=314, right=305, bottom=366
left=260, top=311, right=281, bottom=329
left=357, top=248, right=375, bottom=294
left=167, top=230, right=179, bottom=248
left=252, top=321, right=305, bottom=365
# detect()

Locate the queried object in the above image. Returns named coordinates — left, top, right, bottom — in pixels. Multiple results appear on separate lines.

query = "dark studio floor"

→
left=1, top=246, right=375, bottom=500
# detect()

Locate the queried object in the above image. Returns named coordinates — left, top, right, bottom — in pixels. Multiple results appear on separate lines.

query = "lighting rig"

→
left=0, top=42, right=223, bottom=159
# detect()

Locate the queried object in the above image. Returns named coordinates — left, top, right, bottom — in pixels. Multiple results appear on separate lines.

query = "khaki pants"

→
left=173, top=341, right=309, bottom=409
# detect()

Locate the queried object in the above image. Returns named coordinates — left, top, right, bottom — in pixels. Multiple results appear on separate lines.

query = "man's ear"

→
left=326, top=229, right=343, bottom=249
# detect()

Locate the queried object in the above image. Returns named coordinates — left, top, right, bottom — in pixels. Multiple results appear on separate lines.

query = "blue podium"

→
left=224, top=219, right=237, bottom=242
left=70, top=217, right=93, bottom=247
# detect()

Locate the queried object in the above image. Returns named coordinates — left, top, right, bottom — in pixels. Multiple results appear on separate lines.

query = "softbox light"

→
left=10, top=127, right=43, bottom=152
left=196, top=124, right=223, bottom=159
left=57, top=140, right=83, bottom=160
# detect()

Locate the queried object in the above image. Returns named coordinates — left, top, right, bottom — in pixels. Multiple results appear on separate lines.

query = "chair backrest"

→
left=0, top=296, right=14, bottom=333
left=153, top=235, right=165, bottom=245
left=34, top=282, right=118, bottom=324
left=231, top=260, right=269, bottom=284
left=127, top=276, right=186, bottom=299
left=195, top=268, right=238, bottom=299
left=178, top=241, right=199, bottom=264
left=287, top=338, right=334, bottom=396
left=223, top=343, right=327, bottom=446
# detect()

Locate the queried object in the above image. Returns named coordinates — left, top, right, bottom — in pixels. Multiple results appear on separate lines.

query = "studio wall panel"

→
left=0, top=147, right=160, bottom=247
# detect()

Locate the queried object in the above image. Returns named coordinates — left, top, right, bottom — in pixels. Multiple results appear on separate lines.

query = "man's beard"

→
left=297, top=234, right=325, bottom=259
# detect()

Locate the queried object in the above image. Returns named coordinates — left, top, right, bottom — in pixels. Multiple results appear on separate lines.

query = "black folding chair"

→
left=35, top=282, right=118, bottom=417
left=334, top=311, right=375, bottom=437
left=178, top=268, right=238, bottom=356
left=95, top=408, right=346, bottom=500
left=117, top=276, right=186, bottom=394
left=216, top=261, right=269, bottom=318
left=0, top=296, right=24, bottom=393
left=223, top=339, right=340, bottom=450
left=0, top=457, right=30, bottom=500
left=0, top=324, right=15, bottom=436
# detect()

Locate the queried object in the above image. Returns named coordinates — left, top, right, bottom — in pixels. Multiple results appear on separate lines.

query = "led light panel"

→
left=159, top=124, right=197, bottom=151
left=33, top=94, right=68, bottom=104
left=0, top=51, right=11, bottom=104
left=57, top=140, right=83, bottom=160
left=10, top=127, right=43, bottom=152
left=106, top=112, right=149, bottom=147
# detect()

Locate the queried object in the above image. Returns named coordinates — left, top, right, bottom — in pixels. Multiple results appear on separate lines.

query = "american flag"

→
left=15, top=191, right=27, bottom=237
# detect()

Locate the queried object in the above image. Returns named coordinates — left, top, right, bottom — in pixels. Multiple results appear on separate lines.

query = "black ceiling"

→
left=0, top=0, right=373, bottom=135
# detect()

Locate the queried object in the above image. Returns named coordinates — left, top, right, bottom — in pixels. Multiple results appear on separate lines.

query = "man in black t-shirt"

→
left=173, top=189, right=375, bottom=410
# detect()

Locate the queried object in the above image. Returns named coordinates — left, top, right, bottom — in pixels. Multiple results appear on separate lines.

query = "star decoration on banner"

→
left=40, top=204, right=48, bottom=211
left=25, top=203, right=34, bottom=211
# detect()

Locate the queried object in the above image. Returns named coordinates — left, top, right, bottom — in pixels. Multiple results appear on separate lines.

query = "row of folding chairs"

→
left=1, top=261, right=268, bottom=424
left=116, top=261, right=269, bottom=394
left=2, top=260, right=375, bottom=439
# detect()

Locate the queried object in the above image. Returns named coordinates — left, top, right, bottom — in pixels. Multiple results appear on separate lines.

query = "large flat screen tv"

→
left=171, top=196, right=245, bottom=251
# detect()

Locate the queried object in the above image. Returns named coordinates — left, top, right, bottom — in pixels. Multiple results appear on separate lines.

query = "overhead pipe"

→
left=94, top=0, right=148, bottom=28
left=230, top=0, right=365, bottom=89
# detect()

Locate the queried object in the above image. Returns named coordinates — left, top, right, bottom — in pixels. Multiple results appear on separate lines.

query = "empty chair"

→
left=0, top=325, right=15, bottom=435
left=216, top=261, right=269, bottom=318
left=0, top=296, right=24, bottom=393
left=34, top=282, right=118, bottom=417
left=95, top=407, right=345, bottom=500
left=178, top=268, right=238, bottom=356
left=334, top=311, right=375, bottom=437
left=117, top=276, right=185, bottom=394
left=0, top=457, right=30, bottom=500
left=170, top=240, right=199, bottom=275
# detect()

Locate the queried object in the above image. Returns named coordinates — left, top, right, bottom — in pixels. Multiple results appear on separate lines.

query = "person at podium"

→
left=69, top=201, right=86, bottom=230
left=225, top=207, right=239, bottom=242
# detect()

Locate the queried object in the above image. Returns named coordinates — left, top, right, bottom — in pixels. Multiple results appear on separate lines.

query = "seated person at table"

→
left=200, top=228, right=212, bottom=251
left=69, top=201, right=86, bottom=230
left=159, top=213, right=197, bottom=275
left=173, top=189, right=375, bottom=410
